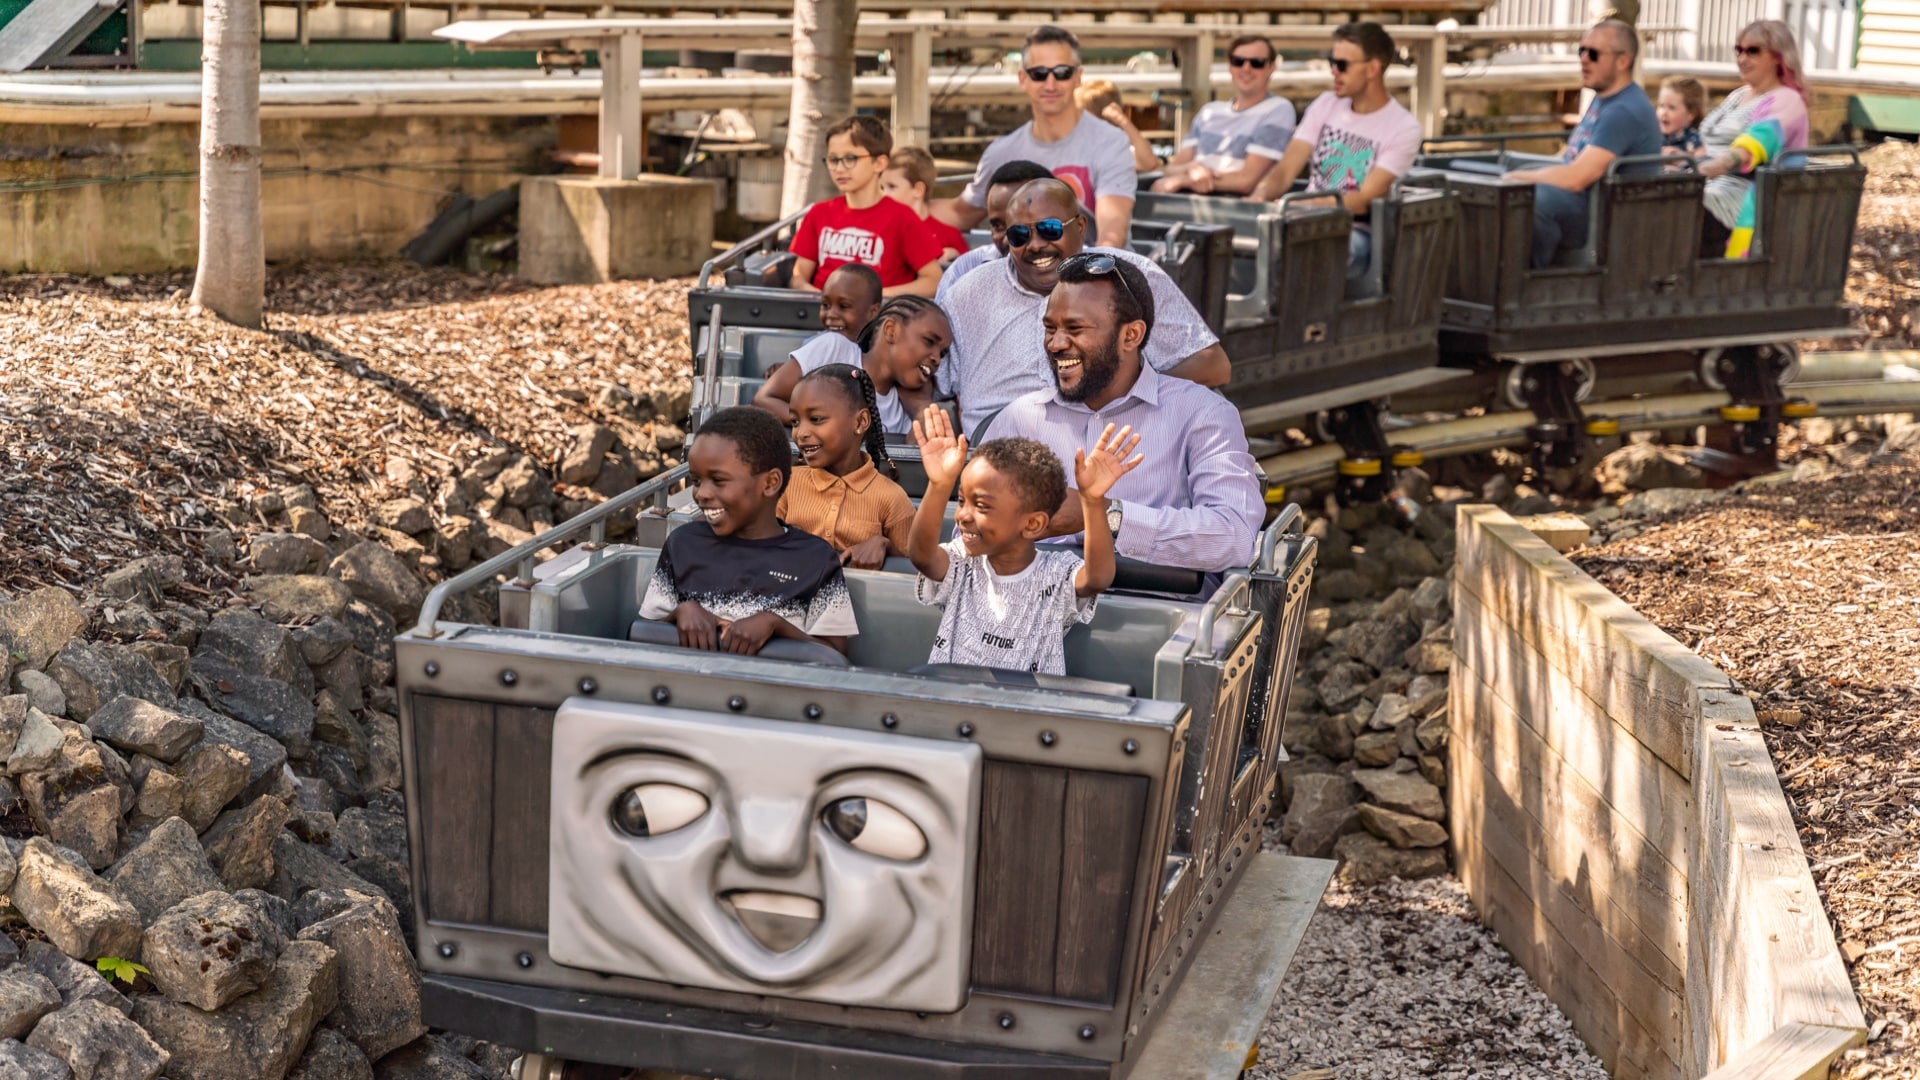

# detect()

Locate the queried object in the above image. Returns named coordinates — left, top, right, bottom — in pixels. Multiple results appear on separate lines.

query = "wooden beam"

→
left=598, top=31, right=642, bottom=178
left=1696, top=1022, right=1864, bottom=1080
left=888, top=26, right=930, bottom=148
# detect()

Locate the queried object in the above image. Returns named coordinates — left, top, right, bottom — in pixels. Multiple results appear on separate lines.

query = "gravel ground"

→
left=1248, top=876, right=1609, bottom=1080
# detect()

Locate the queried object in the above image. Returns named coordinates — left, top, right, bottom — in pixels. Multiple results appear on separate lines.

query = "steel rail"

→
left=1255, top=378, right=1920, bottom=490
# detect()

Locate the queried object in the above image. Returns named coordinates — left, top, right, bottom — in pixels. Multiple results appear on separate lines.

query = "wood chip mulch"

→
left=1837, top=140, right=1920, bottom=353
left=1574, top=445, right=1920, bottom=1080
left=0, top=264, right=693, bottom=596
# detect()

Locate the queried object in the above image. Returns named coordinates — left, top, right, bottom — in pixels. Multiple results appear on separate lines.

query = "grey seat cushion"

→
left=628, top=617, right=851, bottom=667
left=908, top=663, right=1133, bottom=699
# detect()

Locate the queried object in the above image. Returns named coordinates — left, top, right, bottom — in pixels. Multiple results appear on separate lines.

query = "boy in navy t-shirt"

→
left=790, top=115, right=946, bottom=299
left=639, top=407, right=858, bottom=654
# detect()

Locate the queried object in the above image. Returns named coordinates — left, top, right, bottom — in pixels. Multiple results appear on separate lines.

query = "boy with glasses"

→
left=1502, top=20, right=1662, bottom=268
left=932, top=25, right=1139, bottom=249
left=1151, top=35, right=1297, bottom=195
left=1249, top=22, right=1422, bottom=276
left=791, top=115, right=946, bottom=298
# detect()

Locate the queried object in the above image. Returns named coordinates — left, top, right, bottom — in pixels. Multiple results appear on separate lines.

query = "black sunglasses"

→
left=1229, top=55, right=1271, bottom=69
left=1062, top=252, right=1147, bottom=324
left=1578, top=45, right=1612, bottom=62
left=1733, top=43, right=1766, bottom=57
left=1328, top=55, right=1352, bottom=73
left=1023, top=64, right=1078, bottom=82
left=1006, top=217, right=1071, bottom=248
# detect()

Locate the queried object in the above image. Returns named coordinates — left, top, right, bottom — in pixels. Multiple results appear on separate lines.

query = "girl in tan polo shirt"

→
left=779, top=364, right=917, bottom=570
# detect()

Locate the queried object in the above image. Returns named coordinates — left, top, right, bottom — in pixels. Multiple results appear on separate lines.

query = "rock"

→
left=142, top=891, right=287, bottom=1012
left=1620, top=487, right=1722, bottom=518
left=279, top=485, right=320, bottom=513
left=231, top=889, right=300, bottom=943
left=373, top=1035, right=493, bottom=1080
left=10, top=838, right=144, bottom=960
left=1406, top=675, right=1448, bottom=719
left=201, top=796, right=291, bottom=890
left=431, top=518, right=475, bottom=574
left=491, top=456, right=553, bottom=510
left=83, top=697, right=201, bottom=764
left=13, top=671, right=67, bottom=718
left=1311, top=568, right=1377, bottom=603
left=249, top=534, right=332, bottom=577
left=46, top=644, right=173, bottom=722
left=1341, top=615, right=1419, bottom=675
left=191, top=708, right=287, bottom=802
left=125, top=762, right=187, bottom=832
left=0, top=696, right=30, bottom=763
left=196, top=612, right=313, bottom=696
left=0, top=1038, right=70, bottom=1079
left=289, top=1027, right=374, bottom=1080
left=558, top=425, right=618, bottom=486
left=26, top=999, right=170, bottom=1080
left=313, top=651, right=365, bottom=713
left=1352, top=769, right=1446, bottom=822
left=0, top=588, right=87, bottom=672
left=1418, top=753, right=1448, bottom=789
left=189, top=660, right=315, bottom=761
left=1305, top=710, right=1353, bottom=762
left=303, top=744, right=364, bottom=807
left=1408, top=576, right=1450, bottom=624
left=333, top=806, right=407, bottom=865
left=1333, top=832, right=1448, bottom=884
left=328, top=545, right=424, bottom=623
left=299, top=892, right=424, bottom=1060
left=21, top=943, right=126, bottom=1015
left=134, top=939, right=337, bottom=1080
left=288, top=507, right=332, bottom=542
left=105, top=818, right=225, bottom=925
left=1366, top=693, right=1412, bottom=732
left=246, top=576, right=354, bottom=622
left=340, top=604, right=395, bottom=667
left=1351, top=730, right=1400, bottom=768
left=1403, top=639, right=1455, bottom=675
left=343, top=858, right=412, bottom=933
left=362, top=713, right=403, bottom=793
left=269, top=836, right=390, bottom=907
left=125, top=644, right=190, bottom=694
left=291, top=620, right=353, bottom=668
left=373, top=529, right=429, bottom=576
left=174, top=742, right=251, bottom=833
left=202, top=529, right=240, bottom=566
left=1358, top=803, right=1449, bottom=849
left=0, top=837, right=16, bottom=894
left=1596, top=443, right=1704, bottom=494
left=1284, top=774, right=1362, bottom=859
left=1415, top=715, right=1449, bottom=752
left=0, top=971, right=61, bottom=1040
left=373, top=500, right=433, bottom=537
left=19, top=722, right=128, bottom=869
left=1480, top=474, right=1515, bottom=506
left=8, top=707, right=67, bottom=774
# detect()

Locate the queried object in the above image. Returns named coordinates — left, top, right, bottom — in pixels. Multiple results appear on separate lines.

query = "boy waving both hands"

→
left=907, top=404, right=1144, bottom=676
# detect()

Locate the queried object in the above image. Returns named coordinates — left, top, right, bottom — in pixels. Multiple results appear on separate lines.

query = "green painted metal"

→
left=139, top=38, right=562, bottom=69
left=0, top=0, right=131, bottom=62
left=1850, top=93, right=1920, bottom=136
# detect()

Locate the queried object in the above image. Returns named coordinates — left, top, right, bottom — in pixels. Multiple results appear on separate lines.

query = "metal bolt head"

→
left=997, top=1013, right=1015, bottom=1030
left=1078, top=1024, right=1096, bottom=1041
left=499, top=669, right=518, bottom=686
left=1123, top=739, right=1138, bottom=755
left=652, top=686, right=671, bottom=705
left=957, top=722, right=974, bottom=738
left=424, top=661, right=440, bottom=678
left=516, top=951, right=534, bottom=969
left=881, top=713, right=898, bottom=728
left=804, top=703, right=823, bottom=720
left=1039, top=730, right=1056, bottom=747
left=727, top=696, right=746, bottom=712
left=437, top=942, right=456, bottom=959
left=578, top=677, right=598, bottom=695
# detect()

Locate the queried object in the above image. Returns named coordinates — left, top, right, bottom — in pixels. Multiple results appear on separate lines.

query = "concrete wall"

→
left=0, top=115, right=553, bottom=274
left=1450, top=506, right=1864, bottom=1080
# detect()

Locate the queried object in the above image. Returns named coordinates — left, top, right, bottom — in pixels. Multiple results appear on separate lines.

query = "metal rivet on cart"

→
left=1039, top=730, right=1056, bottom=747
left=881, top=713, right=898, bottom=729
left=423, top=662, right=439, bottom=678
left=1123, top=739, right=1138, bottom=754
left=1078, top=1025, right=1096, bottom=1041
left=499, top=669, right=517, bottom=686
left=997, top=1013, right=1015, bottom=1030
left=437, top=942, right=456, bottom=959
left=516, top=952, right=534, bottom=969
left=727, top=696, right=746, bottom=712
left=957, top=722, right=974, bottom=738
left=578, top=678, right=598, bottom=695
left=652, top=686, right=671, bottom=705
left=804, top=703, right=823, bottom=720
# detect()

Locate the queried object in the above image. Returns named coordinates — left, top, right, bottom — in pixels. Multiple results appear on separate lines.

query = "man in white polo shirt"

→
left=1150, top=34, right=1297, bottom=195
left=940, top=177, right=1229, bottom=437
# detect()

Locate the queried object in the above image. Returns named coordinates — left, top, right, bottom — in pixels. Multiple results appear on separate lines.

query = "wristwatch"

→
left=1105, top=499, right=1125, bottom=538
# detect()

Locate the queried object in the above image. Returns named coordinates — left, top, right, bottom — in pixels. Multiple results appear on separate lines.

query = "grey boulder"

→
left=105, top=818, right=225, bottom=925
left=83, top=697, right=202, bottom=763
left=0, top=1037, right=71, bottom=1080
left=142, top=891, right=287, bottom=1012
left=0, top=970, right=62, bottom=1040
left=297, top=891, right=425, bottom=1060
left=133, top=939, right=337, bottom=1080
left=10, top=839, right=144, bottom=961
left=26, top=999, right=169, bottom=1080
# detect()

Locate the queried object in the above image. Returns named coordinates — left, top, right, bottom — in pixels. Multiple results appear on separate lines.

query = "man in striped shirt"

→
left=983, top=253, right=1261, bottom=574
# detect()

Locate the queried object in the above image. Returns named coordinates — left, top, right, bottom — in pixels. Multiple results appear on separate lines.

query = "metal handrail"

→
left=694, top=207, right=808, bottom=289
left=1255, top=502, right=1303, bottom=576
left=691, top=302, right=725, bottom=426
left=1605, top=151, right=1701, bottom=178
left=409, top=462, right=692, bottom=638
left=1273, top=189, right=1344, bottom=215
left=1189, top=570, right=1252, bottom=660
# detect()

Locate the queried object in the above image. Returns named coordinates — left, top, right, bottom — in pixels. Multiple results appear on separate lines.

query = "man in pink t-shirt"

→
left=791, top=115, right=946, bottom=298
left=1249, top=22, right=1422, bottom=276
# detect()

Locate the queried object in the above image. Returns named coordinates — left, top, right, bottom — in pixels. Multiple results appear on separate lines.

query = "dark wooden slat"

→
left=1053, top=771, right=1148, bottom=1004
left=414, top=695, right=496, bottom=924
left=489, top=705, right=555, bottom=931
left=969, top=761, right=1065, bottom=995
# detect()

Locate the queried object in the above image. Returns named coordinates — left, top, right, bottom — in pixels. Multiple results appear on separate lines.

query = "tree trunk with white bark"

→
left=779, top=0, right=858, bottom=219
left=189, top=0, right=264, bottom=329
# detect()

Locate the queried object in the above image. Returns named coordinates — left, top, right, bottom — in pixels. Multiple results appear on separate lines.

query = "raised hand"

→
left=912, top=404, right=969, bottom=489
left=1074, top=423, right=1145, bottom=502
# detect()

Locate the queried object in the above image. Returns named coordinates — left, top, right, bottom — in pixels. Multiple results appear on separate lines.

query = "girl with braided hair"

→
left=778, top=363, right=918, bottom=570
left=755, top=295, right=952, bottom=435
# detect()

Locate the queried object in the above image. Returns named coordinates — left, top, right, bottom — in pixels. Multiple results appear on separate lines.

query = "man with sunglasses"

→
left=936, top=159, right=1055, bottom=306
left=1247, top=22, right=1422, bottom=276
left=932, top=25, right=1139, bottom=249
left=981, top=252, right=1262, bottom=575
left=940, top=178, right=1230, bottom=437
left=1502, top=20, right=1662, bottom=268
left=1150, top=35, right=1297, bottom=196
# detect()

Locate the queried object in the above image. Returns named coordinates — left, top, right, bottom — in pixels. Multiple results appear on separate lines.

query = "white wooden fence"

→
left=1480, top=0, right=1858, bottom=67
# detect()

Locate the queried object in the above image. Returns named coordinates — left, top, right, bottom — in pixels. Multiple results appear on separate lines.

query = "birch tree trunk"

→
left=779, top=0, right=858, bottom=219
left=189, top=0, right=264, bottom=329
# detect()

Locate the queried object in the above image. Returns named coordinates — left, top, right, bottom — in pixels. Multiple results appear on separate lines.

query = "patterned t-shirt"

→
left=639, top=522, right=859, bottom=638
left=1293, top=91, right=1422, bottom=196
left=915, top=538, right=1095, bottom=675
left=1182, top=95, right=1298, bottom=174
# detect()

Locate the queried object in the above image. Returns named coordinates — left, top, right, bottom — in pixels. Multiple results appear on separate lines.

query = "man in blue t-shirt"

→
left=1503, top=20, right=1662, bottom=268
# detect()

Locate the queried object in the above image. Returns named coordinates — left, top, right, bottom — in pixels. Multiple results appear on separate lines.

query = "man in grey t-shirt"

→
left=932, top=25, right=1139, bottom=248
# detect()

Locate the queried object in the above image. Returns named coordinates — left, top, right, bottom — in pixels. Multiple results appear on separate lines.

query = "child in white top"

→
left=906, top=404, right=1142, bottom=675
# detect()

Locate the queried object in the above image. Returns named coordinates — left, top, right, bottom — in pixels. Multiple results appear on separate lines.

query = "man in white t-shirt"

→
left=1151, top=34, right=1297, bottom=196
left=1249, top=22, right=1422, bottom=275
left=932, top=25, right=1139, bottom=249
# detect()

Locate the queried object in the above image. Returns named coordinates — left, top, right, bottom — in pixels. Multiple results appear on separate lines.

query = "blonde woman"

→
left=1696, top=19, right=1811, bottom=257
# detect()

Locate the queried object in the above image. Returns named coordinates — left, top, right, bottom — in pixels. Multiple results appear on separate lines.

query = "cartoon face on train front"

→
left=547, top=699, right=982, bottom=1012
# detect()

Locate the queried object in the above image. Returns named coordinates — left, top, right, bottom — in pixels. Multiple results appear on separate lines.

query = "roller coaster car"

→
left=396, top=467, right=1327, bottom=1079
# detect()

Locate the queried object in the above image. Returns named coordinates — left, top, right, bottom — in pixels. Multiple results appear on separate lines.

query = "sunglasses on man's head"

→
left=1023, top=64, right=1078, bottom=82
left=1061, top=252, right=1147, bottom=322
left=1733, top=43, right=1767, bottom=57
left=1006, top=217, right=1071, bottom=248
left=1229, top=54, right=1271, bottom=69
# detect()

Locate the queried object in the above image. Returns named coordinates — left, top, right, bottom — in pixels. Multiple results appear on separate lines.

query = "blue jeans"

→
left=1348, top=224, right=1373, bottom=277
left=1530, top=184, right=1590, bottom=269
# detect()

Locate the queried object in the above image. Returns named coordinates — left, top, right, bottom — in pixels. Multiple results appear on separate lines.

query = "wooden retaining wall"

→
left=1449, top=506, right=1865, bottom=1080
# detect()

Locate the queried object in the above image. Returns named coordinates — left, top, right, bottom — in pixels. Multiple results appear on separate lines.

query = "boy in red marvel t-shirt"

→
left=791, top=115, right=945, bottom=298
